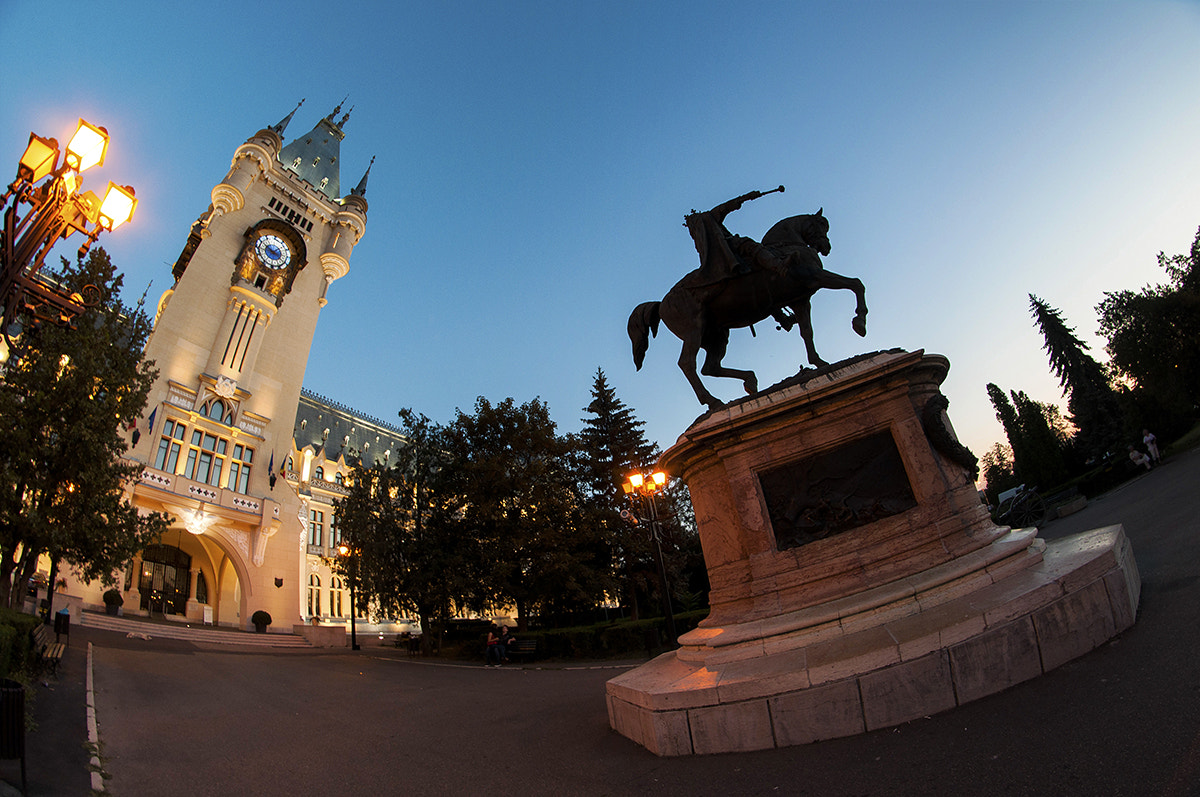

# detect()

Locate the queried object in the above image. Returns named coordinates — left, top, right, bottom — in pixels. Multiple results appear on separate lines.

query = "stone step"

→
left=79, top=612, right=312, bottom=647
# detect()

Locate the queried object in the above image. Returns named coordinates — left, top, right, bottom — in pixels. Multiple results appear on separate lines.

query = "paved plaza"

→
left=3, top=448, right=1200, bottom=796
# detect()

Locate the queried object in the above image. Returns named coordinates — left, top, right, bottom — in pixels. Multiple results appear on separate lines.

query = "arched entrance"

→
left=139, top=544, right=192, bottom=615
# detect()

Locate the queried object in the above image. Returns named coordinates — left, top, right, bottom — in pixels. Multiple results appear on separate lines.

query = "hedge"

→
left=0, top=607, right=42, bottom=676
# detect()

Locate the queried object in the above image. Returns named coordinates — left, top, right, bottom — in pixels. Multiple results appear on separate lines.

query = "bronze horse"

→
left=628, top=209, right=867, bottom=410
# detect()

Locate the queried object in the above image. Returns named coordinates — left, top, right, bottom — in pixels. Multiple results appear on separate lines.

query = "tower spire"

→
left=271, top=98, right=305, bottom=135
left=350, top=156, right=374, bottom=198
left=326, top=96, right=348, bottom=122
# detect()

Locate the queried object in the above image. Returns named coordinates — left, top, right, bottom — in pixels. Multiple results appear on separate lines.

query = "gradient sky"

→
left=2, top=1, right=1199, bottom=469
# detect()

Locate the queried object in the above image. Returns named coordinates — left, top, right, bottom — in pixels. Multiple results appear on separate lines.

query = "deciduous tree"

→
left=0, top=250, right=168, bottom=609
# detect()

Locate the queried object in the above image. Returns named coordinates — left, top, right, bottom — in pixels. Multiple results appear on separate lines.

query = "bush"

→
left=0, top=625, right=16, bottom=680
left=103, top=588, right=124, bottom=607
left=0, top=607, right=40, bottom=674
left=251, top=610, right=272, bottom=628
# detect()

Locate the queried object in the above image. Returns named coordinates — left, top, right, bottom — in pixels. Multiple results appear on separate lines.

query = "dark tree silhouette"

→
left=1029, top=295, right=1124, bottom=460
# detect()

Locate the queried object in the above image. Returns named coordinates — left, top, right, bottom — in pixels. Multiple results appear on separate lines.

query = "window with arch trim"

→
left=201, top=398, right=234, bottom=425
left=330, top=576, right=344, bottom=618
left=307, top=574, right=321, bottom=617
left=314, top=466, right=324, bottom=481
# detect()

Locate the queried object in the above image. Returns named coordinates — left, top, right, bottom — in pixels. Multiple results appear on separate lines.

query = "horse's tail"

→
left=628, top=302, right=660, bottom=371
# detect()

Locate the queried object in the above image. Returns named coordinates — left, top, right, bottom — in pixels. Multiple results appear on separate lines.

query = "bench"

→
left=506, top=638, right=538, bottom=661
left=394, top=635, right=422, bottom=656
left=32, top=624, right=65, bottom=676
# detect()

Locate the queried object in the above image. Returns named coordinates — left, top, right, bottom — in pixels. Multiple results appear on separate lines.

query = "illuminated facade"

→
left=61, top=104, right=382, bottom=630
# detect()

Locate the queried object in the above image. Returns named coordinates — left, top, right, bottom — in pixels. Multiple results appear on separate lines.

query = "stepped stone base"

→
left=607, top=525, right=1138, bottom=755
left=607, top=351, right=1139, bottom=755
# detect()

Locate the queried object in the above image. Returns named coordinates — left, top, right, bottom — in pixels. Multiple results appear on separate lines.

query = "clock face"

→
left=255, top=234, right=291, bottom=269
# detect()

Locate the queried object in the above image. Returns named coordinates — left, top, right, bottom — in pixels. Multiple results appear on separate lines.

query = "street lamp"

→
left=623, top=470, right=677, bottom=644
left=1, top=118, right=138, bottom=342
left=337, top=543, right=360, bottom=650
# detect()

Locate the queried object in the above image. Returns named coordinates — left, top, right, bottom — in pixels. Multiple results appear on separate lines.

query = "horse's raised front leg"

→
left=813, top=270, right=868, bottom=338
left=699, top=328, right=759, bottom=397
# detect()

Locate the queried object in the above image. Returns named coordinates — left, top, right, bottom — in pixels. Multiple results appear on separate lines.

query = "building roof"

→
left=293, top=388, right=406, bottom=469
left=277, top=102, right=351, bottom=201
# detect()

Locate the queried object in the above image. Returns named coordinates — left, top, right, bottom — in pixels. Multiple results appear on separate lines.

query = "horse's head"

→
left=762, top=209, right=830, bottom=257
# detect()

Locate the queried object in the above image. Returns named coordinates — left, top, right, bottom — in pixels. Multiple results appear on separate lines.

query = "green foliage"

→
left=102, top=589, right=123, bottom=607
left=987, top=385, right=1073, bottom=490
left=250, top=610, right=272, bottom=627
left=0, top=625, right=16, bottom=680
left=575, top=369, right=701, bottom=621
left=334, top=410, right=478, bottom=652
left=1029, top=294, right=1124, bottom=459
left=0, top=249, right=169, bottom=608
left=1098, top=226, right=1200, bottom=432
left=0, top=608, right=40, bottom=675
left=449, top=396, right=609, bottom=627
left=979, top=443, right=1020, bottom=504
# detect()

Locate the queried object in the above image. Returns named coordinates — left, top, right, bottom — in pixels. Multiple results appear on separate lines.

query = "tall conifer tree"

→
left=1028, top=295, right=1124, bottom=459
left=578, top=368, right=660, bottom=619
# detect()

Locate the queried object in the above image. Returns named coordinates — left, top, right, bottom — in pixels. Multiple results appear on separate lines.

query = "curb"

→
left=87, top=643, right=102, bottom=793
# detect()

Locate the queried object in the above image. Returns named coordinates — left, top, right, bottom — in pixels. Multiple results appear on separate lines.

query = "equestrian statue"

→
left=628, top=186, right=868, bottom=410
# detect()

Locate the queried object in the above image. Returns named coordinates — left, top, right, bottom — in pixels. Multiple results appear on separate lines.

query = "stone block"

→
left=770, top=679, right=866, bottom=746
left=948, top=616, right=1042, bottom=703
left=607, top=694, right=643, bottom=747
left=715, top=649, right=810, bottom=703
left=1033, top=578, right=1116, bottom=672
left=807, top=625, right=899, bottom=686
left=639, top=706, right=694, bottom=757
left=884, top=597, right=986, bottom=662
left=1103, top=569, right=1136, bottom=633
left=689, top=699, right=774, bottom=754
left=859, top=651, right=956, bottom=731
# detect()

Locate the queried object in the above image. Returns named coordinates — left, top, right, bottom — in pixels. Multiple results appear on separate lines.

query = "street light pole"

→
left=623, top=471, right=678, bottom=644
left=338, top=543, right=360, bottom=650
left=1, top=119, right=137, bottom=344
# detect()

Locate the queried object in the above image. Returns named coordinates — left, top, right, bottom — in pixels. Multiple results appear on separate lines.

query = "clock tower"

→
left=120, top=101, right=371, bottom=630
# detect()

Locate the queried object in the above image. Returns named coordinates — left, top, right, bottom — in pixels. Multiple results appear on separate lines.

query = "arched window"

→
left=307, top=574, right=321, bottom=617
left=334, top=472, right=344, bottom=485
left=330, top=576, right=344, bottom=618
left=314, top=466, right=324, bottom=481
left=201, top=399, right=234, bottom=425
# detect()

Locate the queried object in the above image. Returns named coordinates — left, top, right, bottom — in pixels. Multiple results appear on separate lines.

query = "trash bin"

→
left=54, top=609, right=70, bottom=644
left=0, top=678, right=26, bottom=794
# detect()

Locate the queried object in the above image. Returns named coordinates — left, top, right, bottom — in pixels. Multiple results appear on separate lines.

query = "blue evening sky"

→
left=2, top=1, right=1199, bottom=470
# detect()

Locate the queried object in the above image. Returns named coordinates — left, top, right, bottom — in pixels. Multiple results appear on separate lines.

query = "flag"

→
left=146, top=406, right=158, bottom=436
left=268, top=451, right=276, bottom=490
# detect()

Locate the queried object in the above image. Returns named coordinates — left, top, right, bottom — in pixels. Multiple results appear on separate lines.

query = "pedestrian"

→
left=498, top=625, right=514, bottom=662
left=1128, top=445, right=1153, bottom=471
left=1143, top=429, right=1161, bottom=464
left=485, top=624, right=503, bottom=666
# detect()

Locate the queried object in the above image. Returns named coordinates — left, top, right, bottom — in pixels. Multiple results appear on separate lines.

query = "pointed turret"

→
left=350, top=156, right=374, bottom=198
left=271, top=98, right=305, bottom=135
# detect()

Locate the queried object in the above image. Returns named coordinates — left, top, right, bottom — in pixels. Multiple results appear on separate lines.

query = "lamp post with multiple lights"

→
left=1, top=119, right=138, bottom=342
left=622, top=470, right=678, bottom=644
left=337, top=543, right=361, bottom=650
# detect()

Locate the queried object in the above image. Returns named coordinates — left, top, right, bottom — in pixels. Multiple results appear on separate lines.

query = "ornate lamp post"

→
left=623, top=470, right=677, bottom=644
left=1, top=119, right=138, bottom=342
left=337, top=543, right=361, bottom=650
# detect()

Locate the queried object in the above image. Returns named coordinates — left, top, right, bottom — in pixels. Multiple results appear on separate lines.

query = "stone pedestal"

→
left=607, top=350, right=1139, bottom=755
